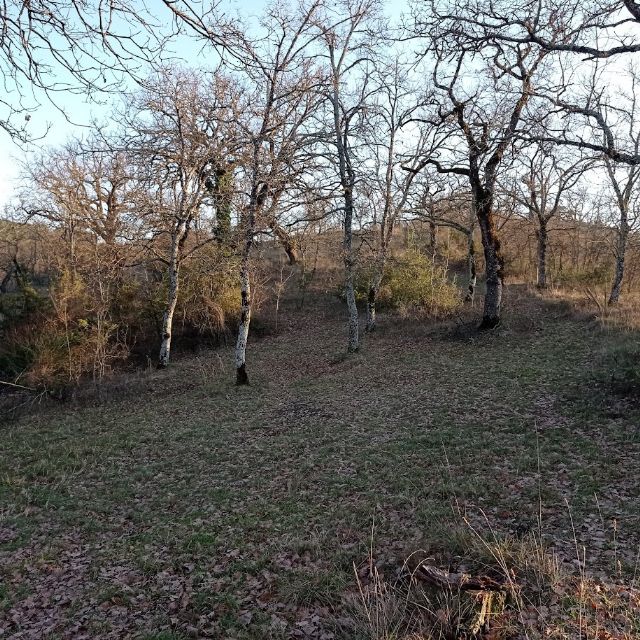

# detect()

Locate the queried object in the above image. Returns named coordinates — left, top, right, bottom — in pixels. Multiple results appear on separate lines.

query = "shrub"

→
left=173, top=249, right=241, bottom=346
left=354, top=250, right=462, bottom=317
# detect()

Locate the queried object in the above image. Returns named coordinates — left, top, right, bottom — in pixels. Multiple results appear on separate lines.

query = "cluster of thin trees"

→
left=3, top=0, right=640, bottom=385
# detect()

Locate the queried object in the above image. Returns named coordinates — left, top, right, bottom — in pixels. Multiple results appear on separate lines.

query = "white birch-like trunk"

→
left=235, top=184, right=257, bottom=385
left=609, top=218, right=629, bottom=305
left=158, top=224, right=185, bottom=368
left=235, top=250, right=252, bottom=384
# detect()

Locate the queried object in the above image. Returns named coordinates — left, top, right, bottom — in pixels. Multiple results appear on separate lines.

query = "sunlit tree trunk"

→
left=235, top=170, right=259, bottom=385
left=158, top=221, right=187, bottom=368
left=235, top=241, right=252, bottom=385
left=609, top=216, right=629, bottom=304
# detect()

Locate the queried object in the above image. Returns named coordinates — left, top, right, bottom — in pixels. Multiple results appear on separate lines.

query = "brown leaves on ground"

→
left=2, top=289, right=640, bottom=638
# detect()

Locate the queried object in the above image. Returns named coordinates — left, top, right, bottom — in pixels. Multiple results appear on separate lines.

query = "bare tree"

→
left=0, top=0, right=167, bottom=141
left=127, top=68, right=242, bottom=368
left=467, top=1, right=640, bottom=60
left=412, top=2, right=553, bottom=328
left=507, top=143, right=590, bottom=288
left=361, top=59, right=444, bottom=332
left=317, top=0, right=381, bottom=350
left=163, top=0, right=325, bottom=383
left=20, top=135, right=142, bottom=279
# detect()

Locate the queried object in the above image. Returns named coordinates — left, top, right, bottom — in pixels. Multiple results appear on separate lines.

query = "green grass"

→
left=1, top=291, right=640, bottom=638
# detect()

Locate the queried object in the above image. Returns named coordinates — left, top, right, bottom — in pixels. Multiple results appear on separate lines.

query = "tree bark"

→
left=477, top=198, right=504, bottom=329
left=270, top=221, right=300, bottom=265
left=609, top=217, right=629, bottom=304
left=158, top=223, right=186, bottom=368
left=536, top=220, right=548, bottom=289
left=344, top=188, right=359, bottom=351
left=235, top=219, right=254, bottom=385
left=365, top=267, right=384, bottom=332
left=465, top=232, right=477, bottom=303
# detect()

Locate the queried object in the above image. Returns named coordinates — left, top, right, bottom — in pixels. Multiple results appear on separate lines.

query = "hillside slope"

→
left=2, top=289, right=640, bottom=639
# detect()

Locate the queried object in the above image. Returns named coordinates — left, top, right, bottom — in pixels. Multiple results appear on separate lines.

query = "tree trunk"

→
left=271, top=221, right=300, bottom=265
left=0, top=262, right=15, bottom=293
left=158, top=228, right=184, bottom=369
left=536, top=221, right=548, bottom=289
left=465, top=232, right=477, bottom=303
left=344, top=189, right=359, bottom=352
left=429, top=220, right=437, bottom=258
left=609, top=217, right=629, bottom=305
left=235, top=229, right=253, bottom=385
left=477, top=199, right=504, bottom=329
left=365, top=268, right=384, bottom=332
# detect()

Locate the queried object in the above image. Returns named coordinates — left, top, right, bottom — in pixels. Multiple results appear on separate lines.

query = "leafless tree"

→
left=506, top=142, right=590, bottom=288
left=360, top=58, right=445, bottom=331
left=316, top=0, right=382, bottom=350
left=20, top=135, right=142, bottom=278
left=0, top=0, right=167, bottom=141
left=126, top=67, right=242, bottom=368
left=411, top=1, right=554, bottom=327
left=163, top=0, right=326, bottom=383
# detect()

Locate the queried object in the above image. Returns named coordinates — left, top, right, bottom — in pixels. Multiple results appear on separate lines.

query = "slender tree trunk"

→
left=465, top=232, right=477, bottom=303
left=609, top=216, right=629, bottom=305
left=365, top=267, right=384, bottom=333
left=536, top=220, right=548, bottom=289
left=429, top=220, right=437, bottom=259
left=235, top=219, right=254, bottom=385
left=476, top=197, right=504, bottom=329
left=158, top=225, right=185, bottom=368
left=344, top=188, right=359, bottom=352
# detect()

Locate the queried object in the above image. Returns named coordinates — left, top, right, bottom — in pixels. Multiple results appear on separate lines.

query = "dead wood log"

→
left=416, top=564, right=506, bottom=592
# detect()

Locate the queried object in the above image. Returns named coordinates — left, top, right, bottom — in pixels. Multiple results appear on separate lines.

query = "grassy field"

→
left=2, top=287, right=640, bottom=639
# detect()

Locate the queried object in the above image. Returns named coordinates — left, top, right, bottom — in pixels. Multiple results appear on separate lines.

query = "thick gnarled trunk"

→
left=477, top=200, right=504, bottom=329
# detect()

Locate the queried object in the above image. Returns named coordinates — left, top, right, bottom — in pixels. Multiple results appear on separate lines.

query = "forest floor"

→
left=2, top=286, right=640, bottom=639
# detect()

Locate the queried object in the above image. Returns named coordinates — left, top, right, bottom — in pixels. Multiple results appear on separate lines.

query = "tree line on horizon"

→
left=2, top=0, right=640, bottom=388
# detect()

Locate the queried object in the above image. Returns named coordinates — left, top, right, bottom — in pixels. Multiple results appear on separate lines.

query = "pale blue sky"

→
left=0, top=0, right=407, bottom=208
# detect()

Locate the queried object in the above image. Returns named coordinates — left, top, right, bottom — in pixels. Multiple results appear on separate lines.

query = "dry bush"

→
left=347, top=518, right=640, bottom=640
left=0, top=246, right=243, bottom=389
left=353, top=249, right=462, bottom=319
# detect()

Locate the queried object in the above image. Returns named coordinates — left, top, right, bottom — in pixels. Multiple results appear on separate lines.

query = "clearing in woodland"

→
left=2, top=288, right=640, bottom=639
